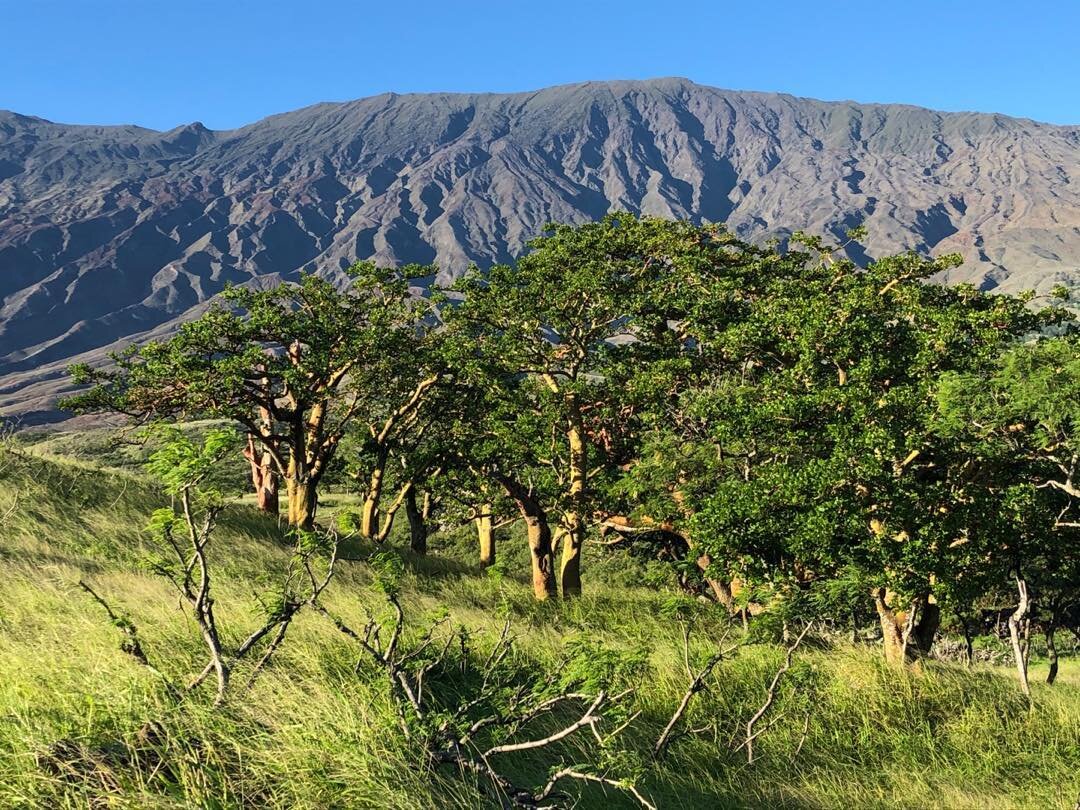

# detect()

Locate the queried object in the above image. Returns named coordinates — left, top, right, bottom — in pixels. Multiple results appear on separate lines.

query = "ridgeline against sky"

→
left=3, top=0, right=1077, bottom=130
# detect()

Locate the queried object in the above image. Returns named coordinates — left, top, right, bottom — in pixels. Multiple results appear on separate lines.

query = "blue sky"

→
left=3, top=0, right=1076, bottom=130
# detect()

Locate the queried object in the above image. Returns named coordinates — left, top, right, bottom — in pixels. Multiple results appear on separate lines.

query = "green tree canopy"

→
left=63, top=263, right=437, bottom=528
left=628, top=233, right=1066, bottom=662
left=443, top=213, right=763, bottom=596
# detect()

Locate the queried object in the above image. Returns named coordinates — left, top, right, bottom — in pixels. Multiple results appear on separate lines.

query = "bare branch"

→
left=740, top=622, right=812, bottom=764
left=534, top=768, right=657, bottom=810
left=483, top=692, right=606, bottom=757
left=78, top=580, right=176, bottom=694
left=654, top=645, right=731, bottom=759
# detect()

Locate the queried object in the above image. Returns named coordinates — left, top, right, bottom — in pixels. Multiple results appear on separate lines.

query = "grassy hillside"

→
left=1, top=442, right=1078, bottom=809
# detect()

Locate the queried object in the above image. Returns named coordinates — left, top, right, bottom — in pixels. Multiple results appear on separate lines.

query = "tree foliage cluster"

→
left=63, top=214, right=1080, bottom=691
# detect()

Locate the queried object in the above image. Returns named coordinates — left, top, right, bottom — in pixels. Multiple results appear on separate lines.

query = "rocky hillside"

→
left=3, top=78, right=1079, bottom=422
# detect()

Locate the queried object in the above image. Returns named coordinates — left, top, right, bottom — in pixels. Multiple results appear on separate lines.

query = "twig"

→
left=243, top=620, right=291, bottom=690
left=534, top=767, right=657, bottom=810
left=78, top=580, right=176, bottom=694
left=1, top=487, right=22, bottom=523
left=792, top=705, right=812, bottom=758
left=483, top=692, right=606, bottom=756
left=654, top=648, right=727, bottom=759
left=654, top=628, right=739, bottom=760
left=742, top=622, right=812, bottom=764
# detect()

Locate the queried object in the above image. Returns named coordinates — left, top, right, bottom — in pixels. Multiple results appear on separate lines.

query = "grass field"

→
left=1, top=440, right=1078, bottom=809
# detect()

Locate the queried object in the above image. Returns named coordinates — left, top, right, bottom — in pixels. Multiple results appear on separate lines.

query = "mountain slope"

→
left=3, top=78, right=1080, bottom=422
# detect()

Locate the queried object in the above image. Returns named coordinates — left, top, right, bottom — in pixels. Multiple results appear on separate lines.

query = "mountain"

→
left=3, top=78, right=1080, bottom=423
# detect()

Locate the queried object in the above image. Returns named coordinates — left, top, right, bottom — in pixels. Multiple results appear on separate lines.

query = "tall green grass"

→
left=1, top=444, right=1078, bottom=808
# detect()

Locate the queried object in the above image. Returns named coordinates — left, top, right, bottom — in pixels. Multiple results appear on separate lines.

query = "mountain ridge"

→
left=3, top=78, right=1079, bottom=423
left=8, top=76, right=1078, bottom=131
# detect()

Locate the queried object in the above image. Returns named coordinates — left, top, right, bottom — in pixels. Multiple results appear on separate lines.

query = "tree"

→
left=631, top=231, right=1063, bottom=665
left=62, top=264, right=435, bottom=529
left=81, top=426, right=339, bottom=706
left=937, top=334, right=1080, bottom=689
left=337, top=330, right=447, bottom=543
left=414, top=365, right=562, bottom=599
left=445, top=213, right=748, bottom=597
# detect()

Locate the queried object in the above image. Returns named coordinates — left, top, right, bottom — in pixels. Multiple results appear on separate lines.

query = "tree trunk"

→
left=873, top=589, right=939, bottom=667
left=360, top=446, right=389, bottom=539
left=912, top=601, right=941, bottom=655
left=525, top=514, right=557, bottom=600
left=559, top=413, right=587, bottom=597
left=874, top=589, right=906, bottom=666
left=1023, top=619, right=1032, bottom=669
left=961, top=617, right=976, bottom=667
left=244, top=402, right=280, bottom=515
left=476, top=502, right=495, bottom=568
left=405, top=487, right=427, bottom=555
left=491, top=473, right=557, bottom=601
left=558, top=526, right=583, bottom=597
left=1007, top=575, right=1032, bottom=700
left=285, top=473, right=318, bottom=530
left=243, top=434, right=279, bottom=515
left=1045, top=621, right=1059, bottom=685
left=256, top=466, right=279, bottom=515
left=691, top=547, right=736, bottom=612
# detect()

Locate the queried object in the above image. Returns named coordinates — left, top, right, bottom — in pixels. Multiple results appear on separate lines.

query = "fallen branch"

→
left=321, top=587, right=653, bottom=809
left=189, top=527, right=341, bottom=697
left=1, top=487, right=22, bottom=523
left=483, top=692, right=606, bottom=756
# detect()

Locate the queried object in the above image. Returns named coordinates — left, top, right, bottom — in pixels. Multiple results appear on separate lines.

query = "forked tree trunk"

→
left=476, top=502, right=495, bottom=568
left=873, top=588, right=940, bottom=667
left=405, top=487, right=427, bottom=555
left=244, top=434, right=279, bottom=515
left=1008, top=575, right=1032, bottom=699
